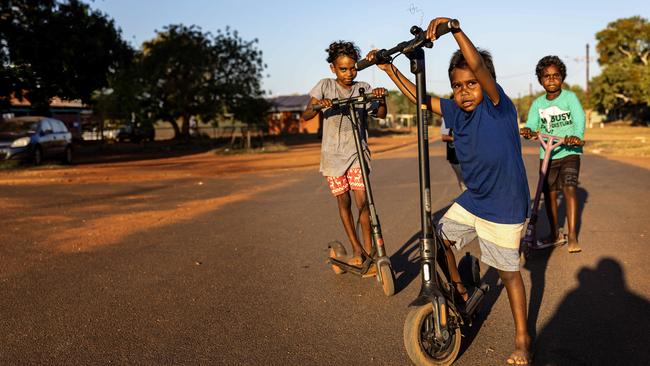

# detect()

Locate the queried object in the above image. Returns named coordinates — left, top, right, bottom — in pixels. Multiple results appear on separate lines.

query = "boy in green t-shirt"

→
left=521, top=55, right=585, bottom=253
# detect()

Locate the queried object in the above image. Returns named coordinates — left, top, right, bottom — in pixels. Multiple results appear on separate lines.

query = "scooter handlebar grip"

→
left=356, top=58, right=374, bottom=71
left=435, top=19, right=460, bottom=37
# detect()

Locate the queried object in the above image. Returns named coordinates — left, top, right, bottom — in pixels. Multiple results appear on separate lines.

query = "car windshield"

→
left=0, top=121, right=38, bottom=133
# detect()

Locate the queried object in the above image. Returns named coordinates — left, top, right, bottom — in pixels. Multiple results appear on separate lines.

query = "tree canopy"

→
left=0, top=0, right=133, bottom=114
left=98, top=24, right=268, bottom=139
left=591, top=16, right=650, bottom=123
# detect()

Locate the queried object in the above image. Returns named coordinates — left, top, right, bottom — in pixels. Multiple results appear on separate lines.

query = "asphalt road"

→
left=1, top=140, right=649, bottom=365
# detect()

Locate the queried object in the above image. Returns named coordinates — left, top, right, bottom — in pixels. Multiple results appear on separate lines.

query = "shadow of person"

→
left=389, top=231, right=420, bottom=294
left=524, top=187, right=590, bottom=339
left=524, top=197, right=557, bottom=340
left=457, top=266, right=505, bottom=359
left=389, top=205, right=452, bottom=293
left=533, top=258, right=650, bottom=365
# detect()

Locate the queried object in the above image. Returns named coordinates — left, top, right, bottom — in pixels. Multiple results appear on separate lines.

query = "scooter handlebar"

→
left=530, top=132, right=585, bottom=146
left=311, top=91, right=383, bottom=111
left=355, top=19, right=460, bottom=71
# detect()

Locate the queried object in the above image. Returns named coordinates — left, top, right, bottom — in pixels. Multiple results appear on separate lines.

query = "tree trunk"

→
left=181, top=115, right=190, bottom=140
left=170, top=120, right=181, bottom=139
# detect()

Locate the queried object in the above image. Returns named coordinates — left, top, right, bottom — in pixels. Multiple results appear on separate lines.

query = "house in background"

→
left=2, top=96, right=95, bottom=140
left=266, top=95, right=320, bottom=135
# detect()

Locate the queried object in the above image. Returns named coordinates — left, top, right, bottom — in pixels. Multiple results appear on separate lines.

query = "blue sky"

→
left=92, top=0, right=647, bottom=98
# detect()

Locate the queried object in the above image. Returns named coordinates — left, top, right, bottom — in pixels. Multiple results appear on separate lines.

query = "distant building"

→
left=2, top=96, right=95, bottom=140
left=266, top=95, right=320, bottom=135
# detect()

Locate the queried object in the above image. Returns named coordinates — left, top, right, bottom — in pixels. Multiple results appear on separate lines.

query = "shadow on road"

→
left=389, top=205, right=452, bottom=294
left=389, top=231, right=420, bottom=294
left=533, top=258, right=650, bottom=365
left=457, top=266, right=505, bottom=359
left=524, top=187, right=590, bottom=339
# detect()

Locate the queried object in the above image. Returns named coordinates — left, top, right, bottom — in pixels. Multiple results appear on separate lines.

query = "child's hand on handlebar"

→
left=371, top=87, right=387, bottom=100
left=520, top=127, right=537, bottom=140
left=426, top=17, right=453, bottom=41
left=564, top=135, right=584, bottom=146
left=365, top=50, right=391, bottom=71
left=312, top=98, right=333, bottom=111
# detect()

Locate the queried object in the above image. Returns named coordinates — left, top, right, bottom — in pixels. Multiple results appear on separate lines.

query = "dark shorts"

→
left=542, top=154, right=581, bottom=192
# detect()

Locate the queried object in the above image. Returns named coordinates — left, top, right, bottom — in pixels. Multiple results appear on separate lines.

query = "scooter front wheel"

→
left=403, top=303, right=461, bottom=366
left=378, top=262, right=395, bottom=296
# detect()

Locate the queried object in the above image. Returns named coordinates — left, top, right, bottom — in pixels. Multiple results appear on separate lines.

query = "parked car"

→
left=116, top=123, right=155, bottom=142
left=0, top=116, right=73, bottom=165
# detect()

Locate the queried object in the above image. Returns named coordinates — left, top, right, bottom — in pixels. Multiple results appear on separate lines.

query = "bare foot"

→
left=536, top=232, right=566, bottom=248
left=507, top=334, right=532, bottom=365
left=568, top=237, right=582, bottom=253
left=347, top=256, right=363, bottom=266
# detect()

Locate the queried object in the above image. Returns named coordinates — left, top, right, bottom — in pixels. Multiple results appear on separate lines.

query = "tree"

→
left=0, top=0, right=133, bottom=114
left=138, top=25, right=267, bottom=139
left=591, top=16, right=650, bottom=123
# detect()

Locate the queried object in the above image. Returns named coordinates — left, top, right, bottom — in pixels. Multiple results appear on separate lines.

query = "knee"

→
left=564, top=185, right=577, bottom=197
left=498, top=269, right=520, bottom=284
left=336, top=192, right=351, bottom=207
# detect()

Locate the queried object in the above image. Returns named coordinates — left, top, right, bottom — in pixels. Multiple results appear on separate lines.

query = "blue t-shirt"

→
left=440, top=84, right=529, bottom=224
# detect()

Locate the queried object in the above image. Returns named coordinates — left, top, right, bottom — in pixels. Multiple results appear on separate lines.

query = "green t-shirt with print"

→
left=525, top=89, right=585, bottom=159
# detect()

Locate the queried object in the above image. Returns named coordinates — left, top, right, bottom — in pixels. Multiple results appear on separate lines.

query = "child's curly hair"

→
left=326, top=41, right=361, bottom=63
left=448, top=48, right=496, bottom=81
left=535, top=56, right=566, bottom=82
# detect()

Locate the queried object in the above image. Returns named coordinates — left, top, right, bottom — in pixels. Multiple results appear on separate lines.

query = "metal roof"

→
left=267, top=95, right=311, bottom=112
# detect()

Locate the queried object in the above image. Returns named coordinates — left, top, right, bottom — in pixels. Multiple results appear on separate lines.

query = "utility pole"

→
left=586, top=43, right=592, bottom=127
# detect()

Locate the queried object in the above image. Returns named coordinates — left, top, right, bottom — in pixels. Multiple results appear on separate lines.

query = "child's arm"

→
left=302, top=97, right=332, bottom=121
left=365, top=51, right=442, bottom=115
left=371, top=87, right=388, bottom=119
left=568, top=92, right=586, bottom=142
left=521, top=99, right=540, bottom=139
left=427, top=18, right=500, bottom=105
left=440, top=118, right=452, bottom=141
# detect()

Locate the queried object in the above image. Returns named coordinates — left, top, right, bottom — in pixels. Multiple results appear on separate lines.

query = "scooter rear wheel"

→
left=328, top=241, right=347, bottom=274
left=404, top=303, right=461, bottom=366
left=378, top=262, right=395, bottom=296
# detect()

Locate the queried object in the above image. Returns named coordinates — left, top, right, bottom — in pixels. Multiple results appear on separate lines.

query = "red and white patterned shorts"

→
left=326, top=167, right=365, bottom=196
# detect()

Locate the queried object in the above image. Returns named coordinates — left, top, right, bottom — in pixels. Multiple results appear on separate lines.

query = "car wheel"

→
left=33, top=146, right=43, bottom=166
left=62, top=145, right=73, bottom=165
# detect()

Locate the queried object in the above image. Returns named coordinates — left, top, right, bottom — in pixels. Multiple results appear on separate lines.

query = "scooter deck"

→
left=329, top=256, right=376, bottom=277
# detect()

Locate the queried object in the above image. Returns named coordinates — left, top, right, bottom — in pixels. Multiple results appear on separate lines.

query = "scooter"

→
left=313, top=91, right=396, bottom=296
left=521, top=132, right=585, bottom=253
left=357, top=20, right=488, bottom=365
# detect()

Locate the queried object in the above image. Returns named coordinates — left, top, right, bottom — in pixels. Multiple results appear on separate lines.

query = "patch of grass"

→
left=586, top=140, right=650, bottom=157
left=212, top=142, right=289, bottom=155
left=0, top=160, right=21, bottom=170
left=585, top=125, right=650, bottom=156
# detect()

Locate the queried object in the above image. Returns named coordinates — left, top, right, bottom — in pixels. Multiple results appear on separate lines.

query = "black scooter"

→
left=313, top=93, right=396, bottom=296
left=357, top=20, right=488, bottom=365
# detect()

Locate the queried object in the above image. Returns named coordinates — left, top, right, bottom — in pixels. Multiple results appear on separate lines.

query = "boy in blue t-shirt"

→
left=367, top=17, right=531, bottom=365
left=521, top=56, right=585, bottom=253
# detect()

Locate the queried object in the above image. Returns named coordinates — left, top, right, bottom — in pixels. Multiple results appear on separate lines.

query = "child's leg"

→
left=442, top=239, right=468, bottom=301
left=542, top=186, right=561, bottom=241
left=560, top=155, right=581, bottom=253
left=499, top=270, right=532, bottom=365
left=352, top=189, right=372, bottom=255
left=437, top=213, right=480, bottom=301
left=335, top=192, right=364, bottom=262
left=541, top=159, right=562, bottom=243
left=563, top=184, right=581, bottom=253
